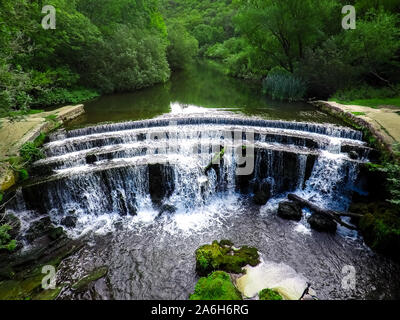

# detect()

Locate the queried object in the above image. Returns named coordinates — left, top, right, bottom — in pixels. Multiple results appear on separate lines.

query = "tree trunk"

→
left=287, top=194, right=359, bottom=230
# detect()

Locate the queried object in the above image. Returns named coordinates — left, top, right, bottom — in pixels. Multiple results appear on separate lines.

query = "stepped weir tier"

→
left=5, top=112, right=400, bottom=300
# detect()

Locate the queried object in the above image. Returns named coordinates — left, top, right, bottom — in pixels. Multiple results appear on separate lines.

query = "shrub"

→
left=189, top=271, right=242, bottom=300
left=262, top=67, right=307, bottom=101
left=259, top=288, right=283, bottom=300
left=0, top=224, right=17, bottom=252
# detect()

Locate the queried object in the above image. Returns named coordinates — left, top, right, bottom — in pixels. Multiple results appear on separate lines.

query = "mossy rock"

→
left=71, top=266, right=108, bottom=293
left=195, top=240, right=260, bottom=276
left=189, top=271, right=242, bottom=300
left=48, top=227, right=65, bottom=241
left=0, top=238, right=83, bottom=299
left=259, top=288, right=283, bottom=300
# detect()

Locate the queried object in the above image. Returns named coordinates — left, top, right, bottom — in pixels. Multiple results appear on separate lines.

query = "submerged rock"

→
left=189, top=271, right=242, bottom=300
left=61, top=216, right=78, bottom=229
left=253, top=181, right=272, bottom=205
left=25, top=217, right=53, bottom=243
left=159, top=204, right=177, bottom=215
left=71, top=266, right=109, bottom=293
left=195, top=240, right=260, bottom=276
left=308, top=213, right=337, bottom=233
left=277, top=201, right=302, bottom=221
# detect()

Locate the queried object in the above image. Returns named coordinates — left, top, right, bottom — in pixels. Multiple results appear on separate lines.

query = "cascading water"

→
left=8, top=114, right=369, bottom=238
left=6, top=113, right=400, bottom=300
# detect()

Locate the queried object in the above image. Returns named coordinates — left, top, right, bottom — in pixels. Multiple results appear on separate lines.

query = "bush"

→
left=259, top=288, right=283, bottom=300
left=262, top=67, right=307, bottom=101
left=19, top=142, right=45, bottom=165
left=189, top=271, right=242, bottom=300
left=0, top=224, right=17, bottom=252
left=32, top=88, right=99, bottom=107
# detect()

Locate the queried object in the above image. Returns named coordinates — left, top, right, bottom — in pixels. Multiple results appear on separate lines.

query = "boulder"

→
left=253, top=181, right=272, bottom=205
left=308, top=213, right=337, bottom=233
left=159, top=204, right=177, bottom=215
left=25, top=217, right=53, bottom=243
left=61, top=216, right=78, bottom=228
left=277, top=201, right=302, bottom=221
left=348, top=151, right=359, bottom=160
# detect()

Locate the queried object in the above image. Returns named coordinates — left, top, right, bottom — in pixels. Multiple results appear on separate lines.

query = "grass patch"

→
left=0, top=109, right=45, bottom=119
left=332, top=98, right=400, bottom=108
left=44, top=114, right=58, bottom=122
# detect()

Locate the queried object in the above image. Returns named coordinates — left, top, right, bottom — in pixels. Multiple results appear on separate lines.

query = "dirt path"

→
left=0, top=104, right=84, bottom=192
left=316, top=101, right=400, bottom=152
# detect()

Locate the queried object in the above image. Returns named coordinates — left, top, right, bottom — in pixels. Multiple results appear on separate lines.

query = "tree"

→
left=167, top=22, right=199, bottom=70
left=341, top=9, right=400, bottom=91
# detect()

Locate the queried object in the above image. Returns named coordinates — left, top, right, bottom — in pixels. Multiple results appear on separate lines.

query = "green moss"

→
left=259, top=288, right=283, bottom=300
left=48, top=227, right=65, bottom=241
left=71, top=266, right=108, bottom=292
left=195, top=240, right=260, bottom=276
left=18, top=169, right=29, bottom=181
left=189, top=271, right=242, bottom=300
left=0, top=240, right=83, bottom=299
left=0, top=224, right=17, bottom=252
left=33, top=133, right=47, bottom=147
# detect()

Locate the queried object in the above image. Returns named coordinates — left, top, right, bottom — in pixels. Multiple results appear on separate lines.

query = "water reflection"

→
left=65, top=60, right=346, bottom=129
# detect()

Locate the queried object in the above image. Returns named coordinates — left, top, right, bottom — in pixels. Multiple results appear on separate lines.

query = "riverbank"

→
left=0, top=105, right=85, bottom=192
left=313, top=101, right=400, bottom=154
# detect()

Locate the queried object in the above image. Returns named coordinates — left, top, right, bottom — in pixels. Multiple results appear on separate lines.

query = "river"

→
left=10, top=61, right=400, bottom=300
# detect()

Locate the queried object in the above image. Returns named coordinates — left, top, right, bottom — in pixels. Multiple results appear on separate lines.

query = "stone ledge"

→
left=0, top=104, right=85, bottom=193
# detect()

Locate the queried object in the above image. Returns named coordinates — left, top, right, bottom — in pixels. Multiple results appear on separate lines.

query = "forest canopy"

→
left=0, top=0, right=399, bottom=114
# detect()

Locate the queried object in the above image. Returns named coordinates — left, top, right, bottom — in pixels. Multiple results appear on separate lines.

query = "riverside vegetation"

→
left=1, top=0, right=399, bottom=118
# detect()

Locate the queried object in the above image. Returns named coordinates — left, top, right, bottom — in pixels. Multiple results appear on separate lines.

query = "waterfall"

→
left=7, top=115, right=370, bottom=237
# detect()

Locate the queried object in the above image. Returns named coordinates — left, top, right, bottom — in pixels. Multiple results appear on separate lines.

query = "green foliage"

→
left=167, top=22, right=199, bottom=70
left=262, top=68, right=307, bottom=101
left=189, top=271, right=242, bottom=300
left=19, top=142, right=45, bottom=165
left=357, top=202, right=400, bottom=257
left=195, top=240, right=260, bottom=276
left=0, top=224, right=17, bottom=252
left=0, top=0, right=170, bottom=113
left=259, top=288, right=283, bottom=301
left=330, top=84, right=400, bottom=108
left=18, top=169, right=29, bottom=181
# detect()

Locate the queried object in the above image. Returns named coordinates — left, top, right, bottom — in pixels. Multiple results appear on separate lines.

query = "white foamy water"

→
left=236, top=259, right=309, bottom=300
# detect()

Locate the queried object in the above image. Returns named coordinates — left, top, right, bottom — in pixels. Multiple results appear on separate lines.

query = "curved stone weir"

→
left=7, top=116, right=370, bottom=239
left=54, top=115, right=363, bottom=141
